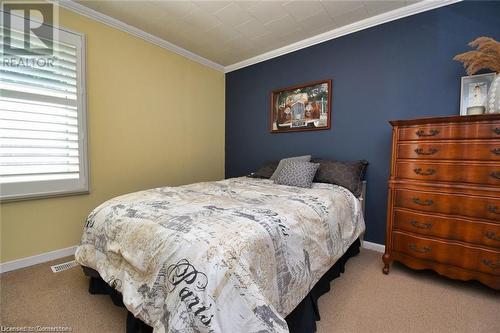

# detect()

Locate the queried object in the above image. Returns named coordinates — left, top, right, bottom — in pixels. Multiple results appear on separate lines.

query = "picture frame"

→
left=460, top=73, right=495, bottom=115
left=270, top=79, right=332, bottom=133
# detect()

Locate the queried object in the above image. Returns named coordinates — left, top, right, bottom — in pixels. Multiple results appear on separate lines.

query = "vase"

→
left=487, top=73, right=500, bottom=114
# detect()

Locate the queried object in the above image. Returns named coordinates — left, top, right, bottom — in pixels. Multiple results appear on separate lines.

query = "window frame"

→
left=1, top=26, right=89, bottom=202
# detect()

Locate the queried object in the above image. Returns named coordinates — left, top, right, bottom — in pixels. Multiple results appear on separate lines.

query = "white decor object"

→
left=487, top=73, right=500, bottom=114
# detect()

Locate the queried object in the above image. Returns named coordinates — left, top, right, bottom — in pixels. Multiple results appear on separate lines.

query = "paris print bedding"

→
left=75, top=177, right=365, bottom=333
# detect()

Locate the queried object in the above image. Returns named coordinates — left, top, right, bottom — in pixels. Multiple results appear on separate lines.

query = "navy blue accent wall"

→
left=225, top=2, right=500, bottom=245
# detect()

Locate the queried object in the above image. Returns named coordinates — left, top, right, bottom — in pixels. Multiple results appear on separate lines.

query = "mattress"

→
left=75, top=177, right=365, bottom=333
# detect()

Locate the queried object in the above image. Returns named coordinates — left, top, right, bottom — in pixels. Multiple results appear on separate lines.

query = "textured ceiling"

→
left=76, top=1, right=419, bottom=66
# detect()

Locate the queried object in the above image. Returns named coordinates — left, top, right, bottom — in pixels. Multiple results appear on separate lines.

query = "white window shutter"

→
left=0, top=26, right=88, bottom=200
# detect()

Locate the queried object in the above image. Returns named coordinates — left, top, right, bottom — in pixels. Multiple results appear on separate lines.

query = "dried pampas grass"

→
left=453, top=37, right=500, bottom=75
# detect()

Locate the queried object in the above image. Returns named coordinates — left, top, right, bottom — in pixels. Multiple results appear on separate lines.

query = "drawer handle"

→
left=408, top=243, right=432, bottom=254
left=490, top=171, right=500, bottom=180
left=412, top=197, right=434, bottom=206
left=414, top=147, right=438, bottom=156
left=492, top=148, right=500, bottom=155
left=485, top=231, right=500, bottom=242
left=416, top=129, right=440, bottom=137
left=493, top=127, right=500, bottom=135
left=487, top=205, right=500, bottom=214
left=482, top=259, right=500, bottom=271
left=410, top=220, right=432, bottom=229
left=414, top=168, right=436, bottom=176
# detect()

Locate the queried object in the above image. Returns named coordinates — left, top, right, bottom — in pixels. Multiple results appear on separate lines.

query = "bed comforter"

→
left=75, top=177, right=365, bottom=333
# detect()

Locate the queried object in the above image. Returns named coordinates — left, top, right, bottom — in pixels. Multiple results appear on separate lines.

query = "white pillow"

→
left=270, top=155, right=311, bottom=180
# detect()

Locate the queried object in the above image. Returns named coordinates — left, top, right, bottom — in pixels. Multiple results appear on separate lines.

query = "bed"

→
left=75, top=176, right=366, bottom=333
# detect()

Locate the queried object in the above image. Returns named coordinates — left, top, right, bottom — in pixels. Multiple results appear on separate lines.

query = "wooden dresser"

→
left=383, top=114, right=500, bottom=290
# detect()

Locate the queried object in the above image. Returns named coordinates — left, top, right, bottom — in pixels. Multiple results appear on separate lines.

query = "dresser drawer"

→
left=397, top=142, right=500, bottom=161
left=398, top=123, right=500, bottom=141
left=394, top=189, right=500, bottom=222
left=394, top=209, right=500, bottom=248
left=395, top=161, right=500, bottom=185
left=393, top=232, right=500, bottom=275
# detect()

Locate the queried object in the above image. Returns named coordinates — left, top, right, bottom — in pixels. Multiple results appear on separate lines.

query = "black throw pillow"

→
left=311, top=159, right=368, bottom=197
left=248, top=160, right=279, bottom=179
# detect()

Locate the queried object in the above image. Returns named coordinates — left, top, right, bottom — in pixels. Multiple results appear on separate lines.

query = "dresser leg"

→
left=382, top=252, right=391, bottom=274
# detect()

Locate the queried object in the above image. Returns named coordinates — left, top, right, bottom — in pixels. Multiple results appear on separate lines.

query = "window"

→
left=0, top=24, right=88, bottom=201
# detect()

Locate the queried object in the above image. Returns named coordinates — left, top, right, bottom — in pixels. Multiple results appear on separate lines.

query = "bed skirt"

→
left=82, top=238, right=361, bottom=333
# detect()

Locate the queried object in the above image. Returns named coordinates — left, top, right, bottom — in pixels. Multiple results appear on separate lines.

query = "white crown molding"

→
left=53, top=0, right=460, bottom=74
left=52, top=0, right=225, bottom=72
left=0, top=245, right=77, bottom=273
left=225, top=0, right=462, bottom=73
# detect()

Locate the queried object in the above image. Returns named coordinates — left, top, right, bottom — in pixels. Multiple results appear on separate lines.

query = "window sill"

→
left=0, top=190, right=90, bottom=203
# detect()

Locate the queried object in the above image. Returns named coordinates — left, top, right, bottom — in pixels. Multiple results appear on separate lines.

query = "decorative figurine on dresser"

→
left=383, top=114, right=500, bottom=290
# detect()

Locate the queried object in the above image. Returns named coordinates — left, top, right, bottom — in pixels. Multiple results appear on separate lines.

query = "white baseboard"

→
left=362, top=241, right=385, bottom=253
left=0, top=245, right=77, bottom=274
left=0, top=240, right=385, bottom=273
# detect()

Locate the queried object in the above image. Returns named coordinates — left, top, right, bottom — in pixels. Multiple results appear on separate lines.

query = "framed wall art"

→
left=460, top=73, right=495, bottom=115
left=270, top=79, right=332, bottom=133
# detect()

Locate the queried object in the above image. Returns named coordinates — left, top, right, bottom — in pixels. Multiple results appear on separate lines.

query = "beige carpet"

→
left=1, top=249, right=498, bottom=332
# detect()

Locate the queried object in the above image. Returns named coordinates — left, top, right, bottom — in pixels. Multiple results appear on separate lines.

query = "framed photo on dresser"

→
left=460, top=73, right=495, bottom=116
left=270, top=80, right=332, bottom=133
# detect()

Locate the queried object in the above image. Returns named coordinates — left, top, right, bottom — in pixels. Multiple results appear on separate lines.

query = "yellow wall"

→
left=0, top=7, right=225, bottom=263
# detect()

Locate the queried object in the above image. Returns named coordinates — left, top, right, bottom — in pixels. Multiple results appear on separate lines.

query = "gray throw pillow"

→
left=274, top=161, right=320, bottom=188
left=311, top=159, right=368, bottom=197
left=270, top=155, right=311, bottom=180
